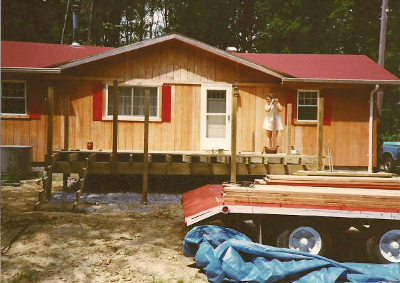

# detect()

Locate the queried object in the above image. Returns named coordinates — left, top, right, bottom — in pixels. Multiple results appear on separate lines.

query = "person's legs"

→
left=266, top=130, right=272, bottom=148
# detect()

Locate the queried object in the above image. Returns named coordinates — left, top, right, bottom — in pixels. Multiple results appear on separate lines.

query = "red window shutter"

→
left=285, top=90, right=296, bottom=125
left=162, top=85, right=171, bottom=122
left=322, top=92, right=332, bottom=126
left=28, top=83, right=42, bottom=120
left=92, top=82, right=103, bottom=121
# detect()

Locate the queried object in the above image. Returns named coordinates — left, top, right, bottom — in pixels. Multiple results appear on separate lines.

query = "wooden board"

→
left=223, top=184, right=400, bottom=210
left=264, top=180, right=400, bottom=190
left=293, top=170, right=393, bottom=178
left=265, top=175, right=400, bottom=190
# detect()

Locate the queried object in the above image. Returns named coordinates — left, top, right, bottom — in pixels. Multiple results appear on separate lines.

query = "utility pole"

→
left=377, top=0, right=389, bottom=115
left=88, top=0, right=94, bottom=42
left=376, top=0, right=389, bottom=172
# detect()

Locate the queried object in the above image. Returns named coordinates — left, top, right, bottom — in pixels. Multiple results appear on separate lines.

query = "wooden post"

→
left=46, top=87, right=54, bottom=199
left=112, top=80, right=118, bottom=166
left=63, top=95, right=70, bottom=190
left=230, top=84, right=238, bottom=183
left=272, top=105, right=277, bottom=148
left=285, top=103, right=292, bottom=154
left=46, top=87, right=54, bottom=164
left=142, top=88, right=150, bottom=204
left=316, top=97, right=324, bottom=171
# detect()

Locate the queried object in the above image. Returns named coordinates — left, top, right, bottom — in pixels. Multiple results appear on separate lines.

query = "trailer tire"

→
left=276, top=226, right=331, bottom=256
left=366, top=229, right=400, bottom=263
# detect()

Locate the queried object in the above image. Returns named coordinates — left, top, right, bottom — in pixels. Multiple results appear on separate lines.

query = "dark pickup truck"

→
left=382, top=142, right=400, bottom=172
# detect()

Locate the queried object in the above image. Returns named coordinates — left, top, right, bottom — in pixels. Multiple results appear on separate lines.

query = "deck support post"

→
left=63, top=95, right=70, bottom=190
left=45, top=86, right=54, bottom=200
left=142, top=88, right=150, bottom=204
left=316, top=97, right=324, bottom=171
left=285, top=103, right=292, bottom=154
left=112, top=80, right=118, bottom=170
left=230, top=84, right=238, bottom=183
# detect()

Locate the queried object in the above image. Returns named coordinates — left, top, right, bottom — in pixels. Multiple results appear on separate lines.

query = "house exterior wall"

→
left=1, top=74, right=48, bottom=162
left=1, top=40, right=376, bottom=167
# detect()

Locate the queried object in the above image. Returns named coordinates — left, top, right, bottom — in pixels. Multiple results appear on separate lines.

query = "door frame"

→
left=200, top=84, right=232, bottom=151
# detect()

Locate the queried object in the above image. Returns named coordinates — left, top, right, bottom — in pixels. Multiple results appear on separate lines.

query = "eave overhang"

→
left=1, top=67, right=61, bottom=74
left=282, top=77, right=400, bottom=86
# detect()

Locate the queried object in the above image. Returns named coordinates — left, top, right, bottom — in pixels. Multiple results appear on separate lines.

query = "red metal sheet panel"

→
left=234, top=53, right=400, bottom=81
left=182, top=184, right=224, bottom=219
left=2, top=41, right=113, bottom=68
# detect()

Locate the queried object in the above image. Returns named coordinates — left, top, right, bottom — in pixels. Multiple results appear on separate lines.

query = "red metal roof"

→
left=1, top=41, right=114, bottom=68
left=2, top=39, right=399, bottom=82
left=233, top=53, right=400, bottom=80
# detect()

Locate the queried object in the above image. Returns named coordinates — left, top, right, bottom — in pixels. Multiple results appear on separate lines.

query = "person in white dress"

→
left=263, top=95, right=284, bottom=149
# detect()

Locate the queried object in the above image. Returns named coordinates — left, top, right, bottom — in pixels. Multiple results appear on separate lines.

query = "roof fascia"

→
left=58, top=34, right=284, bottom=79
left=282, top=77, right=400, bottom=86
left=1, top=67, right=61, bottom=74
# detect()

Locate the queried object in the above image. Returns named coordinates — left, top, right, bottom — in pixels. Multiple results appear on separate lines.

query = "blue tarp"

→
left=182, top=225, right=400, bottom=283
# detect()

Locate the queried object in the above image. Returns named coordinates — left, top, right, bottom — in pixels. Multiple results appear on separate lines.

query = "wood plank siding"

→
left=1, top=40, right=376, bottom=167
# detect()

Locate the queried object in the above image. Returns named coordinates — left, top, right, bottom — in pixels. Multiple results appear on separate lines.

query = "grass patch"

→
left=1, top=174, right=21, bottom=184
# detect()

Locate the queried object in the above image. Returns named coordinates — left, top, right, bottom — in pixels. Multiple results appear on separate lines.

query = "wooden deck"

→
left=35, top=150, right=317, bottom=211
left=50, top=150, right=316, bottom=176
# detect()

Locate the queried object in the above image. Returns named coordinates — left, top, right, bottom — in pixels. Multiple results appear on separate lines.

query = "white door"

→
left=200, top=84, right=232, bottom=150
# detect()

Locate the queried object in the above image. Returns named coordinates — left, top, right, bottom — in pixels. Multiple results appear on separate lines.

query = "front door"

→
left=200, top=84, right=232, bottom=151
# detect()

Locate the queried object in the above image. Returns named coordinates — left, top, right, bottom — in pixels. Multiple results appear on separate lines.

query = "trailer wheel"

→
left=276, top=226, right=331, bottom=256
left=366, top=229, right=400, bottom=263
left=383, top=155, right=395, bottom=173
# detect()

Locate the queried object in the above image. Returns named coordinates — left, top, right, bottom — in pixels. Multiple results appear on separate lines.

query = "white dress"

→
left=262, top=104, right=284, bottom=131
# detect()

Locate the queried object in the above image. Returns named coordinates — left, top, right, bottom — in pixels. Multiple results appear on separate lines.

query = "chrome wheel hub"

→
left=379, top=229, right=400, bottom=263
left=289, top=227, right=322, bottom=255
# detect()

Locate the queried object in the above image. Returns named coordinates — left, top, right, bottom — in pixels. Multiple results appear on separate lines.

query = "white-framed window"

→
left=106, top=85, right=159, bottom=120
left=1, top=80, right=27, bottom=114
left=297, top=90, right=319, bottom=121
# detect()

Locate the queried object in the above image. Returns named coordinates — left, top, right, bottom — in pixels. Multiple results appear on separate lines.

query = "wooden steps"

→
left=223, top=183, right=400, bottom=210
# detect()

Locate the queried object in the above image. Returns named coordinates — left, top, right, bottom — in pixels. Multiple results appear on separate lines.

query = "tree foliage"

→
left=2, top=0, right=399, bottom=140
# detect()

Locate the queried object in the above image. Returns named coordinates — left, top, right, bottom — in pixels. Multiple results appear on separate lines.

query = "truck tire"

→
left=383, top=155, right=395, bottom=173
left=366, top=229, right=400, bottom=263
left=276, top=226, right=332, bottom=256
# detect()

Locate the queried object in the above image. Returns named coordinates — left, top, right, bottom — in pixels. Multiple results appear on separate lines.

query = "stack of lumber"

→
left=223, top=182, right=400, bottom=210
left=260, top=175, right=400, bottom=190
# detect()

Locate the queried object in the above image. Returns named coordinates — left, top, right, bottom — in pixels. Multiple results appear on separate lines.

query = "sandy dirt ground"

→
left=1, top=181, right=209, bottom=283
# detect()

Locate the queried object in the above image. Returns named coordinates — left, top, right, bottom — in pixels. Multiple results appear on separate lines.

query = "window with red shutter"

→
left=92, top=82, right=103, bottom=121
left=162, top=85, right=171, bottom=122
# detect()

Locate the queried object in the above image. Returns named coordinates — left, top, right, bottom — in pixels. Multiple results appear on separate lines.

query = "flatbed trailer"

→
left=182, top=176, right=400, bottom=263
